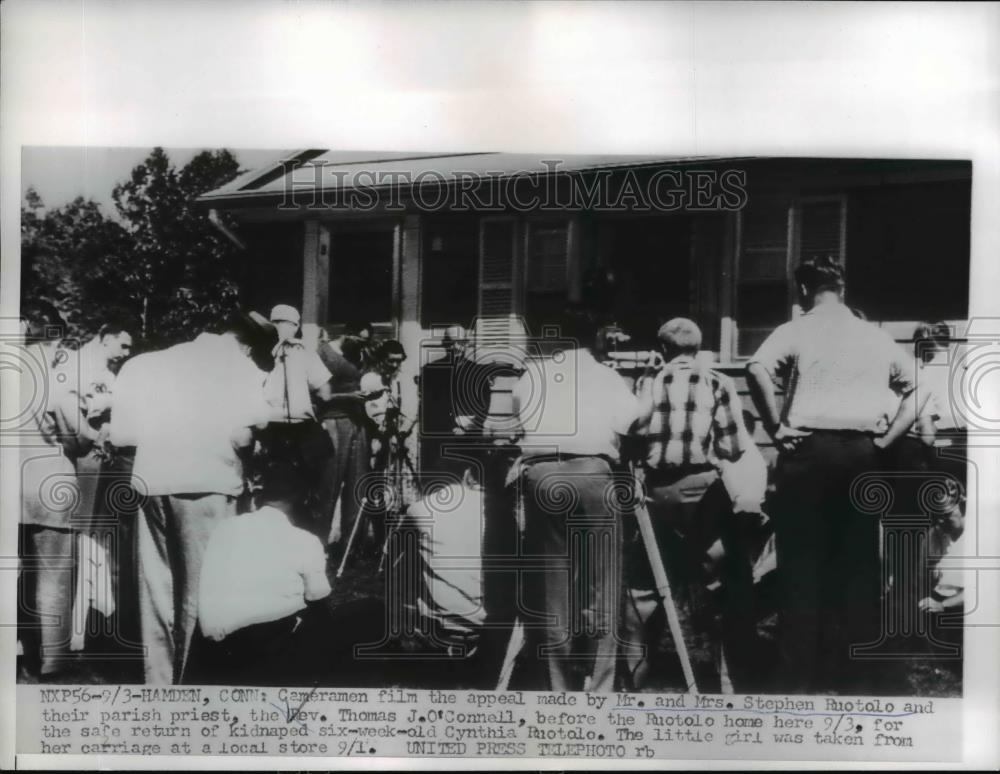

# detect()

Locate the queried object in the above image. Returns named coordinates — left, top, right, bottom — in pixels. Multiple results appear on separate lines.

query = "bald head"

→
left=657, top=318, right=702, bottom=358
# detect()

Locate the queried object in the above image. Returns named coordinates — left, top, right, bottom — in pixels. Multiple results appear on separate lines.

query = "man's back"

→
left=110, top=334, right=270, bottom=496
left=513, top=348, right=638, bottom=458
left=751, top=303, right=915, bottom=432
left=638, top=356, right=744, bottom=471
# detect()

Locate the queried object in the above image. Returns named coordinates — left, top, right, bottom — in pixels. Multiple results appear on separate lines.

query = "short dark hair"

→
left=914, top=321, right=952, bottom=363
left=376, top=339, right=406, bottom=360
left=20, top=300, right=66, bottom=346
left=794, top=255, right=845, bottom=297
left=344, top=320, right=373, bottom=338
left=98, top=318, right=136, bottom=340
left=341, top=336, right=364, bottom=367
left=222, top=311, right=277, bottom=370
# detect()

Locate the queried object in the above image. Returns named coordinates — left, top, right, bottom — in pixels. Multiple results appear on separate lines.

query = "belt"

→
left=520, top=452, right=617, bottom=467
left=801, top=428, right=875, bottom=437
left=506, top=452, right=617, bottom=487
left=644, top=464, right=715, bottom=487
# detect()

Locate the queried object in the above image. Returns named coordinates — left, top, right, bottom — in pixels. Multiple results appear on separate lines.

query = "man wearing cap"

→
left=260, top=305, right=335, bottom=536
left=746, top=255, right=917, bottom=694
left=627, top=317, right=757, bottom=691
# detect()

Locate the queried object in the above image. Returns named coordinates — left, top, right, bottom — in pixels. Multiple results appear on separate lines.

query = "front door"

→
left=328, top=228, right=396, bottom=330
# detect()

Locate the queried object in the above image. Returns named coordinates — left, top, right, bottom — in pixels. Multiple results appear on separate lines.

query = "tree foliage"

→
left=21, top=147, right=245, bottom=349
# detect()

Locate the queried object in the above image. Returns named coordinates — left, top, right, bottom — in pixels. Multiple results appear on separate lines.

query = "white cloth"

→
left=110, top=333, right=272, bottom=496
left=198, top=506, right=331, bottom=641
left=404, top=484, right=486, bottom=643
left=934, top=532, right=967, bottom=599
left=749, top=302, right=916, bottom=433
left=70, top=531, right=116, bottom=651
left=917, top=353, right=967, bottom=432
left=512, top=348, right=639, bottom=460
left=720, top=430, right=768, bottom=514
left=263, top=341, right=331, bottom=421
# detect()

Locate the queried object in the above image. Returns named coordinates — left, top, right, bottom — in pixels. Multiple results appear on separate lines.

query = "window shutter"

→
left=799, top=198, right=846, bottom=266
left=475, top=217, right=520, bottom=350
left=735, top=197, right=792, bottom=356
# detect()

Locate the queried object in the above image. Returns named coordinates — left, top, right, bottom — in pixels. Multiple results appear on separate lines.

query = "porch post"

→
left=301, top=219, right=330, bottom=324
left=398, top=215, right=422, bottom=464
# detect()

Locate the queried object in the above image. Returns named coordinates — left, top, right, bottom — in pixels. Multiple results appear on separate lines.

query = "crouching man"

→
left=190, top=465, right=334, bottom=686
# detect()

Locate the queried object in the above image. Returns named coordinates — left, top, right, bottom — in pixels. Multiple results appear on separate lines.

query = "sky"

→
left=20, top=146, right=286, bottom=216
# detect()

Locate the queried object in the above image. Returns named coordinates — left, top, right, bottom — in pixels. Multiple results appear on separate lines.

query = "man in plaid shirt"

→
left=636, top=322, right=745, bottom=472
left=624, top=318, right=759, bottom=691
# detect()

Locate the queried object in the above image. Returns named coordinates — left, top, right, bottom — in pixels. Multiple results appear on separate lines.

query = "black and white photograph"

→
left=2, top=0, right=998, bottom=769
left=14, top=149, right=973, bottom=697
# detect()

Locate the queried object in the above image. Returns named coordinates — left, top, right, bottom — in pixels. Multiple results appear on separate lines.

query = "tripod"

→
left=336, top=390, right=419, bottom=578
left=496, top=461, right=699, bottom=693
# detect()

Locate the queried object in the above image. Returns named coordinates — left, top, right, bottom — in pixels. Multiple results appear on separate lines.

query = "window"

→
left=735, top=197, right=792, bottom=356
left=525, top=220, right=571, bottom=327
left=329, top=228, right=395, bottom=324
left=845, top=180, right=969, bottom=322
left=471, top=217, right=576, bottom=349
left=420, top=217, right=478, bottom=329
left=734, top=196, right=846, bottom=357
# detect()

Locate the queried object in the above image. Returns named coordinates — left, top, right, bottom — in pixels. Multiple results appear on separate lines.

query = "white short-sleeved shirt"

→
left=512, top=348, right=639, bottom=460
left=198, top=505, right=331, bottom=641
left=264, top=342, right=332, bottom=421
left=749, top=302, right=916, bottom=433
left=110, top=333, right=273, bottom=496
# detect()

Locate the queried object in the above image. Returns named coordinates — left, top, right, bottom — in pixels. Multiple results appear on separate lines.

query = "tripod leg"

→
left=496, top=618, right=525, bottom=691
left=633, top=495, right=700, bottom=693
left=336, top=497, right=367, bottom=580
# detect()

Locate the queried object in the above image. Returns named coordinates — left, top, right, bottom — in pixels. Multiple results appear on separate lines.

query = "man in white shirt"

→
left=511, top=308, right=640, bottom=692
left=746, top=256, right=917, bottom=694
left=192, top=465, right=332, bottom=686
left=110, top=313, right=274, bottom=684
left=260, top=304, right=335, bottom=535
left=18, top=301, right=91, bottom=679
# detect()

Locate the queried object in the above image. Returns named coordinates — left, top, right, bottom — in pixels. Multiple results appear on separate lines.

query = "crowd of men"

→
left=17, top=254, right=967, bottom=693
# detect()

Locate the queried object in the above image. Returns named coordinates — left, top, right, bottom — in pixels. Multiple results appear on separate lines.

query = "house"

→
left=198, top=152, right=971, bottom=463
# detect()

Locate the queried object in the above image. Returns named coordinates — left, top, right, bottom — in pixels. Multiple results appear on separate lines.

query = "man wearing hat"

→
left=259, top=305, right=336, bottom=536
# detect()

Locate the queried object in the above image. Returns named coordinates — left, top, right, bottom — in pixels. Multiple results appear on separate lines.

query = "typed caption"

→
left=17, top=686, right=956, bottom=763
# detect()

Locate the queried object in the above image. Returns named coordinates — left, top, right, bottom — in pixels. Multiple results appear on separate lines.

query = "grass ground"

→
left=20, top=545, right=962, bottom=698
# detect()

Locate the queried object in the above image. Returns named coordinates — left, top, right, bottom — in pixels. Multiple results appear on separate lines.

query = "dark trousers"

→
left=87, top=453, right=143, bottom=675
left=257, top=421, right=334, bottom=532
left=318, top=417, right=369, bottom=546
left=521, top=456, right=622, bottom=692
left=772, top=431, right=881, bottom=694
left=188, top=603, right=339, bottom=686
left=622, top=469, right=759, bottom=692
